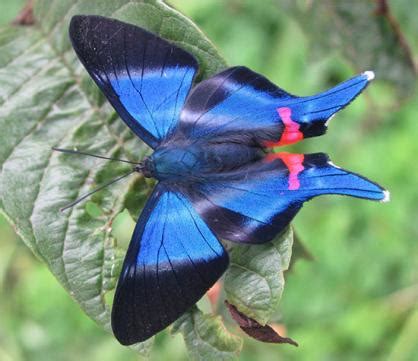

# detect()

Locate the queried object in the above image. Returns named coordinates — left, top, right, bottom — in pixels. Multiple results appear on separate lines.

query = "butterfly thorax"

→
left=145, top=141, right=263, bottom=181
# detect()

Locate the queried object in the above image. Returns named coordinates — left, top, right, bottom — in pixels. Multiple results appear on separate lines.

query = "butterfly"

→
left=68, top=15, right=388, bottom=345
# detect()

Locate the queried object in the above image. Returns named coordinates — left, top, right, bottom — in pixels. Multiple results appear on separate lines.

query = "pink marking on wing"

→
left=264, top=107, right=304, bottom=148
left=279, top=153, right=304, bottom=190
left=264, top=152, right=305, bottom=190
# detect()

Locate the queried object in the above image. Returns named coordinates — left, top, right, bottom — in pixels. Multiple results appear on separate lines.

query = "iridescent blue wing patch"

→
left=179, top=66, right=373, bottom=147
left=69, top=15, right=198, bottom=148
left=186, top=153, right=387, bottom=244
left=111, top=183, right=229, bottom=345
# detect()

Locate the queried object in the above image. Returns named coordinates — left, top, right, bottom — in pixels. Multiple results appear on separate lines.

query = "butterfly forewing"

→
left=111, top=184, right=228, bottom=345
left=69, top=15, right=198, bottom=148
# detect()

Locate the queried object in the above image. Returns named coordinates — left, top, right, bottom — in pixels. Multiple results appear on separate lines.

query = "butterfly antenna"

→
left=52, top=147, right=139, bottom=165
left=60, top=168, right=138, bottom=212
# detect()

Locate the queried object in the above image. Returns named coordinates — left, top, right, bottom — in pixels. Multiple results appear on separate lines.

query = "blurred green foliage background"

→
left=1, top=1, right=417, bottom=360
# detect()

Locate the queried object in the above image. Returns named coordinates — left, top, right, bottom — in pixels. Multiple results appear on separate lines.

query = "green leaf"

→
left=281, top=0, right=417, bottom=98
left=0, top=0, right=225, bottom=356
left=224, top=227, right=294, bottom=325
left=172, top=306, right=243, bottom=361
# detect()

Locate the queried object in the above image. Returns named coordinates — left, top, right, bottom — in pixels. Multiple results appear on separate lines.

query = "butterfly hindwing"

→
left=69, top=15, right=198, bottom=148
left=179, top=66, right=372, bottom=146
left=111, top=183, right=229, bottom=345
left=186, top=153, right=387, bottom=244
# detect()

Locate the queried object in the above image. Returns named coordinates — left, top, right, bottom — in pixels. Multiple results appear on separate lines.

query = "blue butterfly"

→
left=68, top=15, right=388, bottom=345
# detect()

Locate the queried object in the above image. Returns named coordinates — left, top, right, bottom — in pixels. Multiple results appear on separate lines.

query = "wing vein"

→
left=122, top=29, right=161, bottom=138
left=177, top=193, right=223, bottom=258
left=289, top=78, right=365, bottom=106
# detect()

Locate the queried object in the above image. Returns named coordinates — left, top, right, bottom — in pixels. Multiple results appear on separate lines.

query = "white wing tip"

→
left=325, top=113, right=335, bottom=126
left=381, top=190, right=390, bottom=203
left=363, top=70, right=375, bottom=81
left=327, top=160, right=341, bottom=169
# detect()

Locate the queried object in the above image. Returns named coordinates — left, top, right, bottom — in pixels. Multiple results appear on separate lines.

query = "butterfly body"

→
left=68, top=15, right=388, bottom=345
left=147, top=140, right=263, bottom=181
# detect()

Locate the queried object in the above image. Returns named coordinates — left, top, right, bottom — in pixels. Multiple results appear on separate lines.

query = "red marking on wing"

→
left=264, top=152, right=305, bottom=190
left=264, top=107, right=304, bottom=148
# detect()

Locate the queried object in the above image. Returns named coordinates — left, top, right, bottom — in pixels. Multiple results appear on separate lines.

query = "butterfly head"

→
left=137, top=158, right=153, bottom=178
